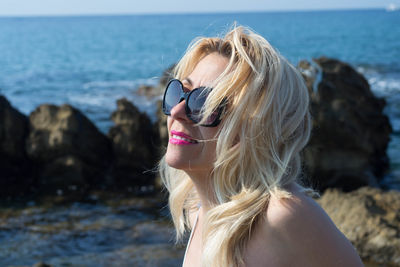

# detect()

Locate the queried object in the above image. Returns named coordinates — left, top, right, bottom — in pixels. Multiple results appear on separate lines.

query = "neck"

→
left=185, top=169, right=217, bottom=212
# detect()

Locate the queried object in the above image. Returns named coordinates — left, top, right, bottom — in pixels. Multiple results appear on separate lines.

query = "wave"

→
left=2, top=78, right=163, bottom=135
left=357, top=66, right=400, bottom=97
left=82, top=78, right=159, bottom=90
left=73, top=78, right=162, bottom=124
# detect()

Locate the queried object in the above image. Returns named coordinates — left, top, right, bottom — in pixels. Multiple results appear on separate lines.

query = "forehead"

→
left=185, top=53, right=229, bottom=88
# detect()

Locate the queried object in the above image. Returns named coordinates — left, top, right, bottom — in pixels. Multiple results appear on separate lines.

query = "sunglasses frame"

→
left=162, top=79, right=223, bottom=127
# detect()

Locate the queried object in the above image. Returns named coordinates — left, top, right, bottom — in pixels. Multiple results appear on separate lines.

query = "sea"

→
left=0, top=8, right=399, bottom=266
left=0, top=9, right=399, bottom=186
left=0, top=9, right=400, bottom=189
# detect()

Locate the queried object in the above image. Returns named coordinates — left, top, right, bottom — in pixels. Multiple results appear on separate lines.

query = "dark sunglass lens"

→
left=204, top=110, right=220, bottom=126
left=163, top=80, right=182, bottom=114
left=187, top=88, right=209, bottom=124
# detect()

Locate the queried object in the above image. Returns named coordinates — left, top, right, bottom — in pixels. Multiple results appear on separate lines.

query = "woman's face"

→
left=165, top=52, right=229, bottom=177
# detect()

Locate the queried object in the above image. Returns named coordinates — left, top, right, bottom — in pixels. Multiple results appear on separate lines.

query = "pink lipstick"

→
left=170, top=130, right=198, bottom=145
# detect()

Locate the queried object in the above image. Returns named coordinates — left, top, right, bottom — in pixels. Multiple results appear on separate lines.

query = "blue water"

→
left=0, top=9, right=399, bottom=188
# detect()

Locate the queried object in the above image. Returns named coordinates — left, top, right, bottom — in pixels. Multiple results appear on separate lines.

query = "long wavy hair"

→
left=159, top=25, right=314, bottom=267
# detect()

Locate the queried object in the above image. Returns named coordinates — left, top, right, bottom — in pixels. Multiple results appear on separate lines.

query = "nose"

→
left=170, top=99, right=192, bottom=123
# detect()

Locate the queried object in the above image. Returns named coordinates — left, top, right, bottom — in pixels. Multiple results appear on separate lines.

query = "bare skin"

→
left=167, top=53, right=227, bottom=267
left=167, top=53, right=364, bottom=267
left=243, top=183, right=364, bottom=267
left=166, top=52, right=227, bottom=212
left=185, top=183, right=364, bottom=267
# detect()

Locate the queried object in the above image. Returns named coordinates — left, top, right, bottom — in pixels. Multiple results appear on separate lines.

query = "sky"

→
left=0, top=0, right=399, bottom=16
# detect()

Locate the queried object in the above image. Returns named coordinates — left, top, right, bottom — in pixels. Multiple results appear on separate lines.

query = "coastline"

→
left=1, top=57, right=399, bottom=266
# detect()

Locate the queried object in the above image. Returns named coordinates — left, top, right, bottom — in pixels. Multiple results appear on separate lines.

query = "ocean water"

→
left=0, top=9, right=399, bottom=188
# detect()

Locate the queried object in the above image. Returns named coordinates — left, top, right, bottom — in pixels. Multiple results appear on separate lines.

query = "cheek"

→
left=167, top=117, right=172, bottom=132
left=200, top=129, right=220, bottom=158
left=199, top=127, right=220, bottom=142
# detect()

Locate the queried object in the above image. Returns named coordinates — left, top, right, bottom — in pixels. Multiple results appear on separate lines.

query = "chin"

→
left=165, top=153, right=190, bottom=170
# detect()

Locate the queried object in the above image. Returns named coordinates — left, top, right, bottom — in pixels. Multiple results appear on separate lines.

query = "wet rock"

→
left=299, top=57, right=392, bottom=191
left=317, top=187, right=400, bottom=266
left=0, top=197, right=179, bottom=266
left=33, top=262, right=53, bottom=267
left=131, top=220, right=175, bottom=244
left=26, top=104, right=112, bottom=194
left=47, top=244, right=184, bottom=267
left=115, top=244, right=184, bottom=267
left=0, top=95, right=32, bottom=197
left=108, top=98, right=159, bottom=188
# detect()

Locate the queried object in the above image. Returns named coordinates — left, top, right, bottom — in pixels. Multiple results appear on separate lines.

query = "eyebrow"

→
left=183, top=77, right=193, bottom=87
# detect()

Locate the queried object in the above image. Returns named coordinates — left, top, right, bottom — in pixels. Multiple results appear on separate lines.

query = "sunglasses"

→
left=162, top=79, right=224, bottom=127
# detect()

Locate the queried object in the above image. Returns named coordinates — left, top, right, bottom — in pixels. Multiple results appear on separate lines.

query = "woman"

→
left=160, top=26, right=363, bottom=267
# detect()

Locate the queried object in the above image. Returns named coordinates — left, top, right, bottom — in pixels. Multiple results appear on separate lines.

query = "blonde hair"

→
left=160, top=25, right=313, bottom=267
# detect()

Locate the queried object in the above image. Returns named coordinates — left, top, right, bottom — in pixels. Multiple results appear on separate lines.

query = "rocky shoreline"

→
left=0, top=96, right=161, bottom=199
left=318, top=187, right=400, bottom=266
left=1, top=57, right=399, bottom=266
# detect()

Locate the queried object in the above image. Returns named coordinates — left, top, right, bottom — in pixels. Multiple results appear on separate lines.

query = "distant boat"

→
left=386, top=3, right=400, bottom=11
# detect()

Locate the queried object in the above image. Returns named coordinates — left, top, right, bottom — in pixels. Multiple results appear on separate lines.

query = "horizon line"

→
left=0, top=7, right=387, bottom=19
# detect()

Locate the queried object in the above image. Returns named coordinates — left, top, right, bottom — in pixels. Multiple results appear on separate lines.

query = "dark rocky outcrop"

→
left=317, top=187, right=400, bottom=266
left=108, top=98, right=159, bottom=189
left=134, top=64, right=173, bottom=150
left=26, top=104, right=112, bottom=195
left=0, top=57, right=394, bottom=199
left=299, top=57, right=392, bottom=192
left=156, top=100, right=169, bottom=149
left=0, top=95, right=32, bottom=197
left=156, top=64, right=175, bottom=149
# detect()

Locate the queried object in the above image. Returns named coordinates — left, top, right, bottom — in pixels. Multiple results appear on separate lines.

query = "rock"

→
left=317, top=187, right=400, bottom=266
left=156, top=100, right=169, bottom=149
left=135, top=64, right=174, bottom=151
left=156, top=65, right=175, bottom=149
left=33, top=262, right=53, bottom=267
left=154, top=100, right=169, bottom=190
left=137, top=84, right=162, bottom=98
left=26, top=104, right=112, bottom=194
left=135, top=64, right=175, bottom=98
left=108, top=98, right=159, bottom=188
left=0, top=95, right=32, bottom=197
left=0, top=96, right=28, bottom=160
left=159, top=64, right=175, bottom=86
left=298, top=60, right=318, bottom=91
left=138, top=65, right=174, bottom=188
left=299, top=57, right=392, bottom=191
left=131, top=220, right=176, bottom=244
left=101, top=244, right=184, bottom=267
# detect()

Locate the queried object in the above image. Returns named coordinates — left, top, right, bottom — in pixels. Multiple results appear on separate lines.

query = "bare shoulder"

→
left=244, top=183, right=364, bottom=267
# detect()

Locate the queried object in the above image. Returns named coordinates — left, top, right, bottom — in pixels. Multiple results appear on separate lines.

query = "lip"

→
left=171, top=130, right=196, bottom=140
left=170, top=130, right=198, bottom=145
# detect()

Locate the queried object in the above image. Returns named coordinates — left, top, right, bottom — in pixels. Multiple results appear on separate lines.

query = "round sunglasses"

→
left=162, top=79, right=224, bottom=127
